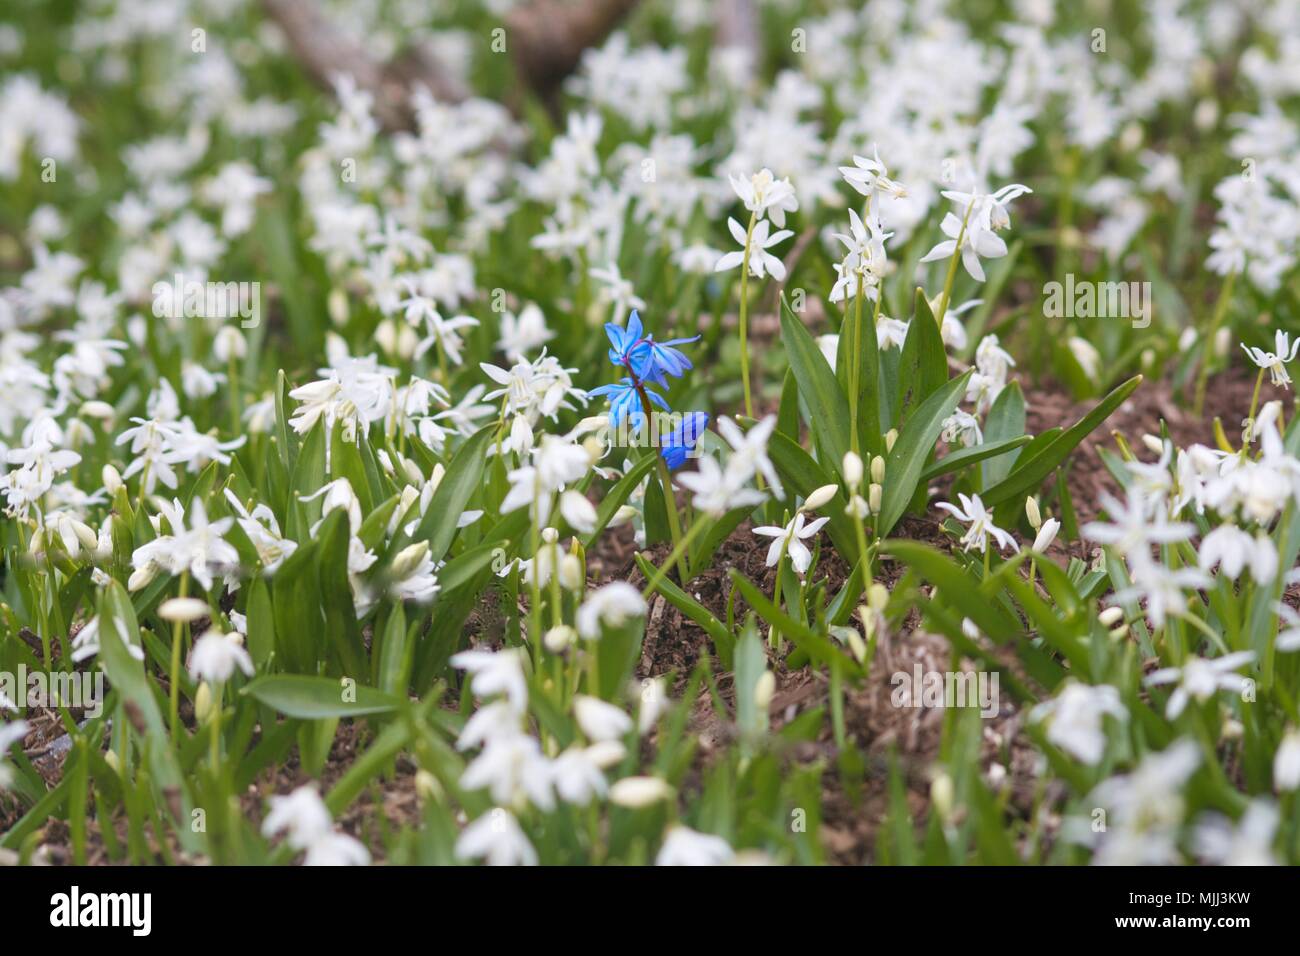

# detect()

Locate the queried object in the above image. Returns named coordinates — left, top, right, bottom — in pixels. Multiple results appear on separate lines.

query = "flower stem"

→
left=1194, top=269, right=1238, bottom=417
left=1241, top=367, right=1265, bottom=457
left=632, top=380, right=688, bottom=585
left=935, top=201, right=976, bottom=326
left=849, top=273, right=865, bottom=456
left=210, top=682, right=222, bottom=770
left=169, top=571, right=189, bottom=741
left=738, top=210, right=758, bottom=419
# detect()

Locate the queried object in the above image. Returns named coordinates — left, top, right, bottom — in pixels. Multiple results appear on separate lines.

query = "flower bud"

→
left=1032, top=518, right=1060, bottom=553
left=544, top=624, right=577, bottom=653
left=867, top=582, right=889, bottom=612
left=415, top=769, right=443, bottom=802
left=327, top=286, right=350, bottom=325
left=867, top=483, right=882, bottom=514
left=870, top=455, right=886, bottom=485
left=80, top=400, right=115, bottom=420
left=213, top=326, right=247, bottom=362
left=102, top=464, right=123, bottom=496
left=754, top=671, right=775, bottom=711
left=1141, top=434, right=1164, bottom=456
left=559, top=553, right=584, bottom=592
left=609, top=776, right=674, bottom=808
left=931, top=772, right=955, bottom=822
left=803, top=484, right=838, bottom=511
left=1025, top=496, right=1041, bottom=530
left=884, top=429, right=898, bottom=452
left=158, top=597, right=209, bottom=623
left=127, top=563, right=159, bottom=592
left=390, top=541, right=429, bottom=579
left=194, top=681, right=214, bottom=723
left=842, top=451, right=863, bottom=487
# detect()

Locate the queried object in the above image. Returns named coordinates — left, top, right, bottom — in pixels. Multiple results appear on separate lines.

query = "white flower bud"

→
left=544, top=624, right=577, bottom=653
left=803, top=484, right=838, bottom=511
left=158, top=597, right=210, bottom=623
left=390, top=541, right=429, bottom=579
left=884, top=429, right=898, bottom=452
left=867, top=483, right=882, bottom=514
left=609, top=776, right=674, bottom=808
left=867, top=582, right=888, bottom=612
left=327, top=286, right=350, bottom=325
left=194, top=681, right=214, bottom=723
left=127, top=563, right=159, bottom=592
left=80, top=400, right=115, bottom=420
left=754, top=671, right=775, bottom=711
left=559, top=553, right=584, bottom=592
left=842, top=451, right=863, bottom=487
left=1025, top=496, right=1041, bottom=530
left=102, top=464, right=123, bottom=496
left=213, top=326, right=247, bottom=362
left=931, top=772, right=955, bottom=822
left=1032, top=518, right=1060, bottom=553
left=1098, top=606, right=1124, bottom=627
left=870, top=455, right=886, bottom=484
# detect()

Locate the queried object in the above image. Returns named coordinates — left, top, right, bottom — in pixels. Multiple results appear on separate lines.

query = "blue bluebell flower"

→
left=660, top=411, right=710, bottom=469
left=605, top=310, right=652, bottom=372
left=638, top=334, right=702, bottom=386
left=587, top=377, right=669, bottom=427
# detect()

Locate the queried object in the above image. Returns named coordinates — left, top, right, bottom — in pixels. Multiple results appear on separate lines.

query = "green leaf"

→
left=895, top=289, right=948, bottom=428
left=879, top=370, right=972, bottom=536
left=780, top=292, right=851, bottom=467
left=729, top=571, right=860, bottom=673
left=414, top=422, right=495, bottom=563
left=583, top=453, right=657, bottom=548
left=241, top=675, right=401, bottom=719
left=880, top=541, right=1021, bottom=642
left=980, top=375, right=1142, bottom=508
left=920, top=435, right=1032, bottom=483
left=980, top=381, right=1026, bottom=488
left=763, top=428, right=860, bottom=563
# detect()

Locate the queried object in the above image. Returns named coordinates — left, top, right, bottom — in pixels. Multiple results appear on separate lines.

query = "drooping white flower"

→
left=1274, top=728, right=1300, bottom=791
left=451, top=647, right=528, bottom=712
left=573, top=695, right=633, bottom=742
left=188, top=630, right=254, bottom=684
left=656, top=825, right=736, bottom=866
left=455, top=808, right=538, bottom=866
left=1145, top=651, right=1256, bottom=719
left=576, top=582, right=646, bottom=640
left=1199, top=524, right=1278, bottom=583
left=1030, top=681, right=1127, bottom=765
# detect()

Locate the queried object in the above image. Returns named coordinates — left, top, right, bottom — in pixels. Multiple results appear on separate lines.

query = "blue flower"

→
left=660, top=411, right=710, bottom=469
left=639, top=334, right=701, bottom=386
left=588, top=377, right=669, bottom=427
left=605, top=310, right=651, bottom=372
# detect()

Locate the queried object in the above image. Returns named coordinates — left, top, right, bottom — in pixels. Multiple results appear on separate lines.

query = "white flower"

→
left=637, top=676, right=669, bottom=734
left=576, top=582, right=647, bottom=640
left=1030, top=681, right=1126, bottom=765
left=1194, top=800, right=1279, bottom=866
left=920, top=183, right=1031, bottom=282
left=1032, top=518, right=1060, bottom=553
left=675, top=454, right=766, bottom=517
left=188, top=630, right=254, bottom=684
left=936, top=493, right=1018, bottom=554
left=656, top=825, right=736, bottom=866
left=302, top=831, right=371, bottom=866
left=1274, top=728, right=1300, bottom=791
left=262, top=786, right=334, bottom=850
left=460, top=732, right=555, bottom=810
left=455, top=808, right=538, bottom=866
left=451, top=648, right=528, bottom=712
left=729, top=168, right=799, bottom=228
left=837, top=148, right=907, bottom=204
left=1145, top=651, right=1255, bottom=719
left=716, top=414, right=782, bottom=499
left=496, top=303, right=554, bottom=362
left=1241, top=330, right=1300, bottom=388
left=1116, top=552, right=1209, bottom=629
left=131, top=497, right=239, bottom=592
left=753, top=512, right=829, bottom=575
left=714, top=217, right=792, bottom=281
left=551, top=746, right=608, bottom=805
left=1199, top=524, right=1278, bottom=583
left=574, top=695, right=633, bottom=742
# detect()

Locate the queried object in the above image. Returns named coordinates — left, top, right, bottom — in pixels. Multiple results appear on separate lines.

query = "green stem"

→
left=935, top=201, right=976, bottom=326
left=1194, top=269, right=1238, bottom=417
left=849, top=273, right=865, bottom=455
left=738, top=210, right=758, bottom=419
left=210, top=682, right=222, bottom=770
left=1242, top=367, right=1265, bottom=456
left=169, top=571, right=189, bottom=741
